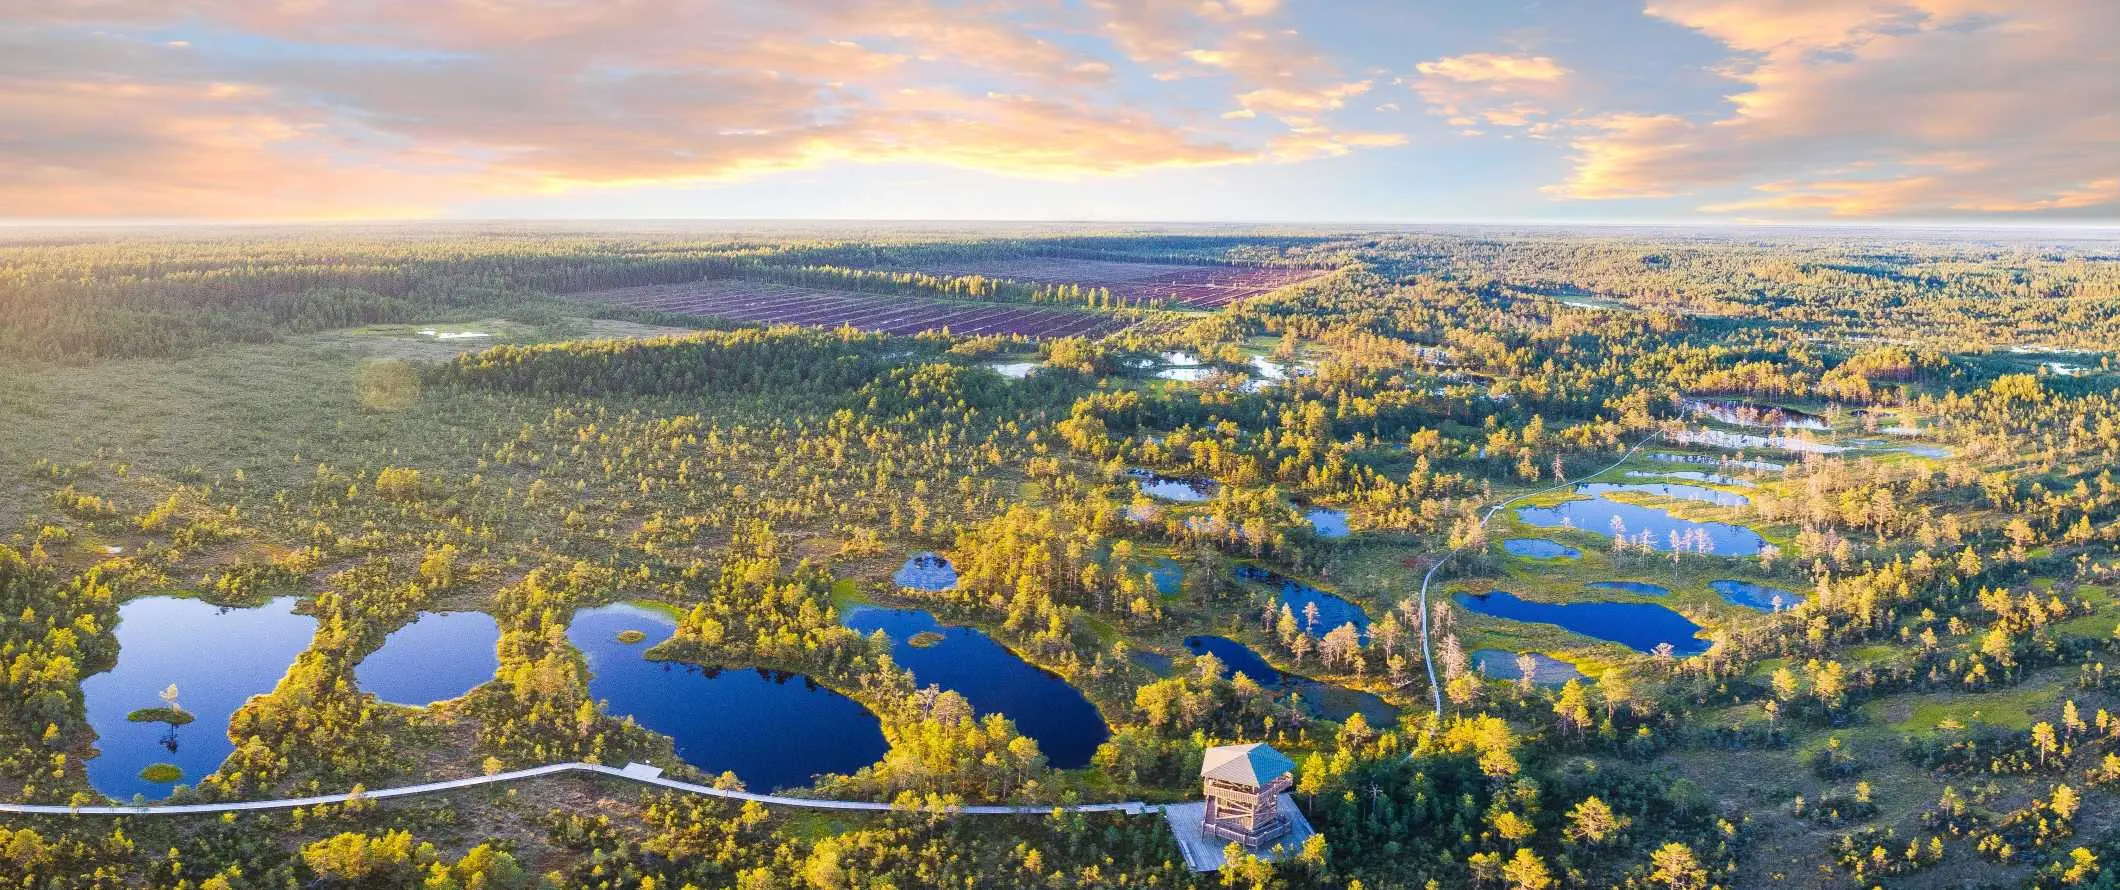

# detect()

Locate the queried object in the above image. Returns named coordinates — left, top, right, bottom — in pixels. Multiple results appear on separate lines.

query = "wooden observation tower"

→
left=1199, top=743, right=1297, bottom=848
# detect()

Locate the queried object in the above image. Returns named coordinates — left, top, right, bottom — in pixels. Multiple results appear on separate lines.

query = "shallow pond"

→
left=1156, top=367, right=1219, bottom=382
left=83, top=596, right=317, bottom=801
left=1651, top=452, right=1785, bottom=473
left=1684, top=399, right=1830, bottom=430
left=1128, top=469, right=1220, bottom=502
left=1306, top=507, right=1350, bottom=539
left=1503, top=538, right=1581, bottom=560
left=570, top=603, right=888, bottom=792
left=1587, top=581, right=1671, bottom=596
left=1516, top=490, right=1765, bottom=556
left=1471, top=649, right=1587, bottom=685
left=988, top=361, right=1039, bottom=379
left=894, top=552, right=959, bottom=590
left=1454, top=590, right=1708, bottom=655
left=842, top=607, right=1109, bottom=769
left=1625, top=470, right=1754, bottom=488
left=1146, top=558, right=1184, bottom=597
left=1578, top=481, right=1749, bottom=507
left=1673, top=427, right=1848, bottom=455
left=1236, top=566, right=1371, bottom=638
left=355, top=611, right=500, bottom=706
left=1711, top=579, right=1805, bottom=612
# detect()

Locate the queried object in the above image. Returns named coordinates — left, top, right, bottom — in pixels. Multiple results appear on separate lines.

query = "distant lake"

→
left=1455, top=590, right=1708, bottom=655
left=569, top=603, right=887, bottom=792
left=83, top=595, right=316, bottom=801
left=356, top=611, right=500, bottom=705
left=843, top=607, right=1109, bottom=769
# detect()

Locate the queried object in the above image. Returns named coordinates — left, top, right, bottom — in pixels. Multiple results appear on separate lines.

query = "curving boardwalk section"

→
left=0, top=761, right=1150, bottom=818
left=1411, top=430, right=1662, bottom=717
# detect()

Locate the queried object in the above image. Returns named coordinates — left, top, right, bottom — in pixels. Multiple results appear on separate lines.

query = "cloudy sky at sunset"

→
left=5, top=0, right=2116, bottom=222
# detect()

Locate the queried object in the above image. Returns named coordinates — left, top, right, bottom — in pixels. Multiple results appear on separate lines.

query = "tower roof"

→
left=1200, top=743, right=1296, bottom=787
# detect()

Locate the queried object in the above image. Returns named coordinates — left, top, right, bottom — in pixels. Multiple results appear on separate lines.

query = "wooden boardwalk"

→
left=0, top=761, right=1151, bottom=818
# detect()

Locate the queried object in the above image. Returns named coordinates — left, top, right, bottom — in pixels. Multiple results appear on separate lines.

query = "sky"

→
left=3, top=0, right=2116, bottom=223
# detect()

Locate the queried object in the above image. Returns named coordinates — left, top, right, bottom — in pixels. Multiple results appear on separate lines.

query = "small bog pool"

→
left=1471, top=649, right=1587, bottom=685
left=1711, top=579, right=1804, bottom=612
left=1455, top=590, right=1708, bottom=655
left=1306, top=507, right=1350, bottom=539
left=894, top=552, right=958, bottom=590
left=1504, top=538, right=1581, bottom=560
left=1128, top=469, right=1219, bottom=502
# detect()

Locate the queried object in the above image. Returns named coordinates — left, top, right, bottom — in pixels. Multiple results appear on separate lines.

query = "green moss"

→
left=615, top=629, right=648, bottom=644
left=138, top=763, right=184, bottom=783
left=908, top=631, right=945, bottom=648
left=126, top=707, right=194, bottom=725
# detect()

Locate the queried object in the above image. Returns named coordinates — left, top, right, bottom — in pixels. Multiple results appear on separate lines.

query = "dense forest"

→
left=3, top=224, right=2119, bottom=888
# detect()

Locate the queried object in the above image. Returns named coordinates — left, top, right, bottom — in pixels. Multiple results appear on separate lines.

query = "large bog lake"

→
left=569, top=603, right=888, bottom=792
left=842, top=607, right=1110, bottom=769
left=83, top=595, right=317, bottom=801
left=1455, top=590, right=1709, bottom=656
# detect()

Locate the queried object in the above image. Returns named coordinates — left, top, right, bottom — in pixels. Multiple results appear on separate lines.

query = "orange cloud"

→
left=1555, top=0, right=2120, bottom=217
left=1, top=0, right=1403, bottom=217
left=1410, top=52, right=1570, bottom=135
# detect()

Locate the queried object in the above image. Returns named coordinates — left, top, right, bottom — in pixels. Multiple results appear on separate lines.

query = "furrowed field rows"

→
left=864, top=258, right=1330, bottom=308
left=575, top=280, right=1132, bottom=338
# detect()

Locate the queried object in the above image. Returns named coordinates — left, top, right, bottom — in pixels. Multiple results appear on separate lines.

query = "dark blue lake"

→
left=1455, top=590, right=1708, bottom=655
left=1587, top=581, right=1671, bottom=596
left=1578, top=481, right=1749, bottom=507
left=82, top=595, right=317, bottom=801
left=1517, top=491, right=1765, bottom=556
left=1183, top=635, right=1397, bottom=725
left=1236, top=566, right=1371, bottom=638
left=1128, top=469, right=1219, bottom=502
left=895, top=552, right=958, bottom=590
left=1711, top=579, right=1805, bottom=612
left=569, top=603, right=888, bottom=792
left=1471, top=649, right=1587, bottom=685
left=356, top=611, right=500, bottom=705
left=1504, top=538, right=1581, bottom=560
left=1184, top=635, right=1283, bottom=684
left=842, top=607, right=1109, bottom=769
left=1306, top=507, right=1350, bottom=538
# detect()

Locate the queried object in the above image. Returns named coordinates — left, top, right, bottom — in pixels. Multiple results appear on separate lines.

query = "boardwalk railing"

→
left=0, top=762, right=1150, bottom=818
left=1411, top=430, right=1661, bottom=716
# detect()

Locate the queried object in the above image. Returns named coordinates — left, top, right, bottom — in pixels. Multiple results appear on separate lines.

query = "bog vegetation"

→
left=3, top=225, right=2120, bottom=888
